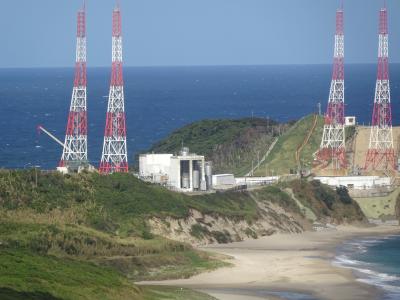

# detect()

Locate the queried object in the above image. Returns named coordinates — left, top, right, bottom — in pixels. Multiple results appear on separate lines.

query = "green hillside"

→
left=284, top=180, right=366, bottom=223
left=254, top=115, right=324, bottom=176
left=0, top=170, right=232, bottom=300
left=148, top=118, right=292, bottom=175
left=147, top=115, right=324, bottom=177
left=0, top=169, right=366, bottom=299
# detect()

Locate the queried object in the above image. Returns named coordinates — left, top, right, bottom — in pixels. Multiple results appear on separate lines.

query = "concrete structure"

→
left=139, top=154, right=172, bottom=178
left=235, top=176, right=279, bottom=187
left=315, top=176, right=391, bottom=190
left=169, top=152, right=206, bottom=192
left=212, top=174, right=235, bottom=187
left=139, top=148, right=207, bottom=192
left=345, top=116, right=356, bottom=126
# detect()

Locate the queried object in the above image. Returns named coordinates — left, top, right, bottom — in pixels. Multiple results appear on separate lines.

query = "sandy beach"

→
left=141, top=225, right=400, bottom=300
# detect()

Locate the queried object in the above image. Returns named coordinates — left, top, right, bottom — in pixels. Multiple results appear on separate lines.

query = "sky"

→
left=0, top=0, right=399, bottom=68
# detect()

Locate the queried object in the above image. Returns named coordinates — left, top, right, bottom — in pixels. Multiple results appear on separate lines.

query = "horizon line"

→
left=0, top=62, right=396, bottom=69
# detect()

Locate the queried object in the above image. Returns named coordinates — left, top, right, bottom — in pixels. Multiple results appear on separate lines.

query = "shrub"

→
left=336, top=186, right=353, bottom=205
left=190, top=224, right=209, bottom=239
left=311, top=180, right=335, bottom=210
left=211, top=230, right=232, bottom=244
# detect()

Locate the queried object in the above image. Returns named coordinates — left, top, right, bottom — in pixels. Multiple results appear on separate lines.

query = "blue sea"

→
left=1, top=64, right=400, bottom=169
left=334, top=235, right=400, bottom=299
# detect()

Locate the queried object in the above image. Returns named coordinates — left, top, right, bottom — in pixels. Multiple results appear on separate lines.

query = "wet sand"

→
left=140, top=225, right=400, bottom=300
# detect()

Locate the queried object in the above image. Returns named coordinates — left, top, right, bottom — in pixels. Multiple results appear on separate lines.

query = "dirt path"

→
left=295, top=114, right=318, bottom=170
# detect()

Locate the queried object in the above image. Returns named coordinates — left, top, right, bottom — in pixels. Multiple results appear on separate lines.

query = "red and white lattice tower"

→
left=317, top=6, right=346, bottom=170
left=60, top=2, right=88, bottom=170
left=99, top=3, right=129, bottom=174
left=364, top=6, right=396, bottom=171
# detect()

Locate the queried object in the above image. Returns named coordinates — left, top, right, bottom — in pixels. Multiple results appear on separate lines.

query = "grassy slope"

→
left=0, top=170, right=236, bottom=299
left=148, top=118, right=290, bottom=175
left=0, top=250, right=215, bottom=300
left=254, top=115, right=324, bottom=176
left=355, top=188, right=400, bottom=220
left=298, top=115, right=324, bottom=170
left=0, top=170, right=259, bottom=233
left=396, top=193, right=400, bottom=221
left=0, top=250, right=141, bottom=300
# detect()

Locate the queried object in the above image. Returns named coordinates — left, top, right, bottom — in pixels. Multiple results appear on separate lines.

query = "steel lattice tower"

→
left=99, top=3, right=129, bottom=174
left=318, top=6, right=346, bottom=170
left=60, top=2, right=88, bottom=170
left=365, top=6, right=396, bottom=171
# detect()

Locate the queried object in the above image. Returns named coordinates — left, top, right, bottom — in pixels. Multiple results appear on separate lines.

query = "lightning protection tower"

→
left=99, top=2, right=129, bottom=174
left=60, top=2, right=88, bottom=171
left=317, top=5, right=346, bottom=170
left=364, top=6, right=396, bottom=171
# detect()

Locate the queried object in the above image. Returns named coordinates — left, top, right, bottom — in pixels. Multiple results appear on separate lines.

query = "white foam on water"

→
left=333, top=236, right=400, bottom=299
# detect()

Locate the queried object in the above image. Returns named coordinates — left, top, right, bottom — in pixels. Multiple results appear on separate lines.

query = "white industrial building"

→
left=139, top=154, right=172, bottom=178
left=212, top=174, right=236, bottom=187
left=345, top=116, right=356, bottom=126
left=314, top=176, right=391, bottom=190
left=139, top=148, right=211, bottom=192
left=235, top=176, right=280, bottom=186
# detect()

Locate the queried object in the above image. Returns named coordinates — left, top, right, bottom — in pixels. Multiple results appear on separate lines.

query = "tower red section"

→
left=317, top=6, right=346, bottom=170
left=364, top=7, right=396, bottom=171
left=60, top=3, right=88, bottom=169
left=99, top=4, right=129, bottom=174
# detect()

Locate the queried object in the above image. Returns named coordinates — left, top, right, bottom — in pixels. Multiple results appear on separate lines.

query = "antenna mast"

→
left=59, top=3, right=88, bottom=170
left=365, top=6, right=396, bottom=171
left=317, top=5, right=346, bottom=170
left=99, top=3, right=129, bottom=174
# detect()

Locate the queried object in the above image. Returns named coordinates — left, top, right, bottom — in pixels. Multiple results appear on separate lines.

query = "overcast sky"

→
left=0, top=0, right=398, bottom=67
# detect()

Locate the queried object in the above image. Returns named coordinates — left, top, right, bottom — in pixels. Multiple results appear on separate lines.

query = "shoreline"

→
left=139, top=225, right=400, bottom=300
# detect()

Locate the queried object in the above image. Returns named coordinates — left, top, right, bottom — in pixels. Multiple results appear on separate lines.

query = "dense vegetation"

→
left=0, top=170, right=260, bottom=231
left=396, top=193, right=400, bottom=221
left=148, top=118, right=292, bottom=175
left=285, top=180, right=366, bottom=223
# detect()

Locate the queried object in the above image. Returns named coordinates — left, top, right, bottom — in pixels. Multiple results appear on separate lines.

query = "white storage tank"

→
left=181, top=173, right=190, bottom=189
left=205, top=162, right=213, bottom=189
left=193, top=170, right=200, bottom=189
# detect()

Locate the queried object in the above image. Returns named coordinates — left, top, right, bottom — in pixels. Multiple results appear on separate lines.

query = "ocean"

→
left=1, top=64, right=400, bottom=169
left=334, top=235, right=400, bottom=299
